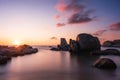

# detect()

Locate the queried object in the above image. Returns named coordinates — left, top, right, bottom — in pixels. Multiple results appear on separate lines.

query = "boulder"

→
left=69, top=39, right=78, bottom=52
left=51, top=38, right=69, bottom=51
left=103, top=41, right=113, bottom=47
left=102, top=40, right=120, bottom=47
left=0, top=56, right=8, bottom=64
left=76, top=33, right=101, bottom=51
left=93, top=58, right=117, bottom=69
left=102, top=49, right=120, bottom=55
left=91, top=49, right=120, bottom=56
left=58, top=38, right=69, bottom=51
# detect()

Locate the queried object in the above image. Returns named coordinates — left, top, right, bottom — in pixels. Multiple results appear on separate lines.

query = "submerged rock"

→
left=93, top=58, right=117, bottom=69
left=91, top=49, right=120, bottom=56
left=50, top=47, right=60, bottom=51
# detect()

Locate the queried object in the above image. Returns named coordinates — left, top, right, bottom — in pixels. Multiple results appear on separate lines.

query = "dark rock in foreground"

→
left=0, top=56, right=9, bottom=64
left=103, top=39, right=120, bottom=47
left=93, top=58, right=117, bottom=69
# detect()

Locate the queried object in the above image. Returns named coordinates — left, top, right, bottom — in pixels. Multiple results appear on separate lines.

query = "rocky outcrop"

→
left=91, top=49, right=120, bottom=56
left=93, top=58, right=117, bottom=69
left=0, top=45, right=38, bottom=65
left=51, top=33, right=101, bottom=53
left=69, top=33, right=101, bottom=55
left=102, top=41, right=113, bottom=47
left=69, top=39, right=79, bottom=53
left=0, top=56, right=11, bottom=64
left=51, top=38, right=69, bottom=51
left=58, top=38, right=69, bottom=51
left=103, top=40, right=120, bottom=47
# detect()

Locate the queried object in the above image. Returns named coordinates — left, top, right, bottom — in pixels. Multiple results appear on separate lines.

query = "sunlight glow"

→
left=12, top=40, right=22, bottom=46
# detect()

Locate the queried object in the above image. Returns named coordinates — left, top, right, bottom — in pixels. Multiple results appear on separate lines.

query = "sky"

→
left=0, top=0, right=120, bottom=45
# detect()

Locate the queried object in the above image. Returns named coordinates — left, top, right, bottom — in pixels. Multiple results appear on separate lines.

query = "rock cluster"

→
left=51, top=33, right=101, bottom=53
left=50, top=38, right=69, bottom=51
left=50, top=33, right=119, bottom=70
left=69, top=33, right=101, bottom=54
left=0, top=44, right=38, bottom=65
left=103, top=40, right=120, bottom=47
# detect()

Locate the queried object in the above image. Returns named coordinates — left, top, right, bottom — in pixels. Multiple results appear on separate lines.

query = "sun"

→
left=12, top=40, right=22, bottom=46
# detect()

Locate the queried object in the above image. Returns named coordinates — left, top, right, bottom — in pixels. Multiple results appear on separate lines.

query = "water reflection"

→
left=0, top=48, right=120, bottom=80
left=69, top=54, right=100, bottom=80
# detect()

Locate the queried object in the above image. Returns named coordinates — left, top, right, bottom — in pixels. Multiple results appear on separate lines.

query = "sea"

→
left=0, top=46, right=120, bottom=80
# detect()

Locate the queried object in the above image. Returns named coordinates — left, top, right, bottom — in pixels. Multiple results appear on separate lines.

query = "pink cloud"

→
left=109, top=22, right=120, bottom=31
left=54, top=15, right=61, bottom=20
left=56, top=23, right=66, bottom=27
left=55, top=0, right=95, bottom=25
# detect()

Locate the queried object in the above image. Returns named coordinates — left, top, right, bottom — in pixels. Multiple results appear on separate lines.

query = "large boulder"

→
left=76, top=33, right=101, bottom=51
left=93, top=58, right=117, bottom=69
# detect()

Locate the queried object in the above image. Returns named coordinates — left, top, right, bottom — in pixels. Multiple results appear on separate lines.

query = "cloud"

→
left=93, top=30, right=107, bottom=36
left=68, top=11, right=95, bottom=24
left=56, top=23, right=66, bottom=27
left=50, top=37, right=57, bottom=40
left=109, top=22, right=120, bottom=31
left=55, top=0, right=84, bottom=13
left=55, top=0, right=95, bottom=25
left=54, top=15, right=61, bottom=20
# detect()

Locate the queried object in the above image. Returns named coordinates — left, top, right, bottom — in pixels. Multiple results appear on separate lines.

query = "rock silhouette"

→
left=0, top=44, right=38, bottom=65
left=91, top=49, right=120, bottom=56
left=69, top=33, right=101, bottom=54
left=51, top=33, right=101, bottom=54
left=103, top=40, right=120, bottom=47
left=93, top=58, right=117, bottom=69
left=51, top=38, right=69, bottom=51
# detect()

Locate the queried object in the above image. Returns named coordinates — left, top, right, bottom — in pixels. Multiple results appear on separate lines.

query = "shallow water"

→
left=0, top=46, right=120, bottom=80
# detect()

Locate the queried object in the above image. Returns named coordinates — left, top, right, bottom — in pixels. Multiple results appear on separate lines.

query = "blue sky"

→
left=0, top=0, right=120, bottom=45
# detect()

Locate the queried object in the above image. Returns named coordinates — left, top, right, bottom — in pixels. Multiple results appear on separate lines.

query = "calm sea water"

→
left=0, top=46, right=120, bottom=80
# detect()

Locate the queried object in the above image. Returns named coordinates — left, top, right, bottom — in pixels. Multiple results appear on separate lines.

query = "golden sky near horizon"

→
left=0, top=0, right=120, bottom=45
